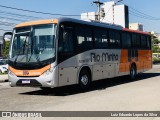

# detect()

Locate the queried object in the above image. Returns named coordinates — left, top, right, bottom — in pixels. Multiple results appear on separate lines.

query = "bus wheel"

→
left=130, top=64, right=137, bottom=80
left=79, top=69, right=91, bottom=90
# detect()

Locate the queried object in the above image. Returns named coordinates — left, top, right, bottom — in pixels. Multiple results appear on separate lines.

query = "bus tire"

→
left=130, top=64, right=137, bottom=80
left=79, top=69, right=91, bottom=90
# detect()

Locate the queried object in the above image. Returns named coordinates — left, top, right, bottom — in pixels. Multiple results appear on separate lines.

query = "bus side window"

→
left=109, top=30, right=121, bottom=48
left=132, top=34, right=140, bottom=49
left=109, top=30, right=115, bottom=48
left=76, top=26, right=93, bottom=51
left=94, top=29, right=108, bottom=49
left=122, top=32, right=131, bottom=49
left=141, top=35, right=147, bottom=49
left=146, top=36, right=151, bottom=49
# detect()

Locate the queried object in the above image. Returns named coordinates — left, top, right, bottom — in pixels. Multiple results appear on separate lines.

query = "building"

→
left=129, top=23, right=144, bottom=31
left=81, top=12, right=97, bottom=21
left=101, top=1, right=129, bottom=28
left=81, top=1, right=129, bottom=28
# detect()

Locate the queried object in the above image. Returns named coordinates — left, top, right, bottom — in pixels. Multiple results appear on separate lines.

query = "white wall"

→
left=81, top=12, right=96, bottom=21
left=114, top=5, right=126, bottom=27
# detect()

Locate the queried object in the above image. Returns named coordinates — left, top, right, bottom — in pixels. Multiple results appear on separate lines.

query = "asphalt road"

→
left=0, top=65, right=160, bottom=120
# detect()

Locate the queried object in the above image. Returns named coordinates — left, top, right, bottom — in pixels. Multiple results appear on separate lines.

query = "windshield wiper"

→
left=34, top=47, right=46, bottom=65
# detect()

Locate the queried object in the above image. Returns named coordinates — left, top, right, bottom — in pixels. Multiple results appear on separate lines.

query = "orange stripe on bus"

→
left=9, top=64, right=51, bottom=77
left=15, top=19, right=58, bottom=28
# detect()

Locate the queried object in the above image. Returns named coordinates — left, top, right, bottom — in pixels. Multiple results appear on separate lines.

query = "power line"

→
left=1, top=2, right=159, bottom=21
left=0, top=13, right=34, bottom=22
left=120, top=1, right=160, bottom=20
left=129, top=7, right=160, bottom=20
left=0, top=28, right=12, bottom=31
left=0, top=23, right=14, bottom=27
left=0, top=15, right=27, bottom=22
left=0, top=4, right=80, bottom=17
left=129, top=10, right=160, bottom=20
left=0, top=10, right=43, bottom=19
left=129, top=9, right=160, bottom=20
left=0, top=21, right=17, bottom=25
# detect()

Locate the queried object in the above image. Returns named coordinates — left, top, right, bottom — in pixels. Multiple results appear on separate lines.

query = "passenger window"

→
left=94, top=29, right=108, bottom=48
left=109, top=30, right=121, bottom=48
left=122, top=33, right=131, bottom=48
left=76, top=27, right=93, bottom=51
left=132, top=34, right=140, bottom=48
left=141, top=35, right=147, bottom=49
left=146, top=36, right=151, bottom=49
left=115, top=32, right=121, bottom=48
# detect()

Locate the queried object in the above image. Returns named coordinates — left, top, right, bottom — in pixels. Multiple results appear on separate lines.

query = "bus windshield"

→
left=10, top=24, right=56, bottom=64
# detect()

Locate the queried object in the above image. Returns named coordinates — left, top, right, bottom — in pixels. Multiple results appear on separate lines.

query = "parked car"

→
left=0, top=66, right=7, bottom=74
left=0, top=59, right=8, bottom=69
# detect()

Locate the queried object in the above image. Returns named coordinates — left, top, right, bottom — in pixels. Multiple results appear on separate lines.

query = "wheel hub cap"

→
left=81, top=75, right=88, bottom=85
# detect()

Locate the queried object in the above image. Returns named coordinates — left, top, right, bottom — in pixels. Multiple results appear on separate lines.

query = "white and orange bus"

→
left=3, top=18, right=152, bottom=90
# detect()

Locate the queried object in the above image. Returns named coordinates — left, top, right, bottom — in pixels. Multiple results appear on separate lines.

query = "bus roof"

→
left=123, top=28, right=150, bottom=35
left=15, top=17, right=123, bottom=30
left=15, top=17, right=150, bottom=35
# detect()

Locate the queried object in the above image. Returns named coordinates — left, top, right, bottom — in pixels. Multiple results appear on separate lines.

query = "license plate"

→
left=22, top=80, right=30, bottom=84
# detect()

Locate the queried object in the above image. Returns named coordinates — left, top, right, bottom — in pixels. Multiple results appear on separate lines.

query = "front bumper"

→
left=8, top=71, right=57, bottom=88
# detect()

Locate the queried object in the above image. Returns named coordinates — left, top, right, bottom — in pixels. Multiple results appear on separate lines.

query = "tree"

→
left=2, top=41, right=10, bottom=58
left=151, top=34, right=159, bottom=45
left=151, top=33, right=160, bottom=53
left=152, top=46, right=159, bottom=53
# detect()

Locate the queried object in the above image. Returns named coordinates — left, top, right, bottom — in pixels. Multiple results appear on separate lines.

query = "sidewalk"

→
left=0, top=74, right=8, bottom=82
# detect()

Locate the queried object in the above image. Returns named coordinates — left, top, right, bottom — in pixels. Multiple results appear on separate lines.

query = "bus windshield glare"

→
left=10, top=24, right=56, bottom=64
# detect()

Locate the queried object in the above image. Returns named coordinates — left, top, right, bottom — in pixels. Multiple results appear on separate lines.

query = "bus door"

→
left=58, top=24, right=77, bottom=86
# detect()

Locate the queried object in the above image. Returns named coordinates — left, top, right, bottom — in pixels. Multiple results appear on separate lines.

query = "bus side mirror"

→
left=3, top=32, right=13, bottom=49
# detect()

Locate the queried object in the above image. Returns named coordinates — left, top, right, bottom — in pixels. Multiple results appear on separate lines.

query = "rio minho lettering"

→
left=91, top=53, right=119, bottom=62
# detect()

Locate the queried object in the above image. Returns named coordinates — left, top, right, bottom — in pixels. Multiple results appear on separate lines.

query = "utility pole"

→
left=93, top=0, right=104, bottom=21
left=112, top=0, right=123, bottom=24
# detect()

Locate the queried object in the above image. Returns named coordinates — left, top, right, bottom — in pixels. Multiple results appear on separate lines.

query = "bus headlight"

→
left=42, top=67, right=54, bottom=76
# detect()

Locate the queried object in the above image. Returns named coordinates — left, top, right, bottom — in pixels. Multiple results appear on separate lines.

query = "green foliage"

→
left=152, top=57, right=160, bottom=64
left=151, top=34, right=159, bottom=44
left=152, top=38, right=159, bottom=44
left=152, top=46, right=160, bottom=53
left=2, top=41, right=10, bottom=58
left=151, top=34, right=160, bottom=53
